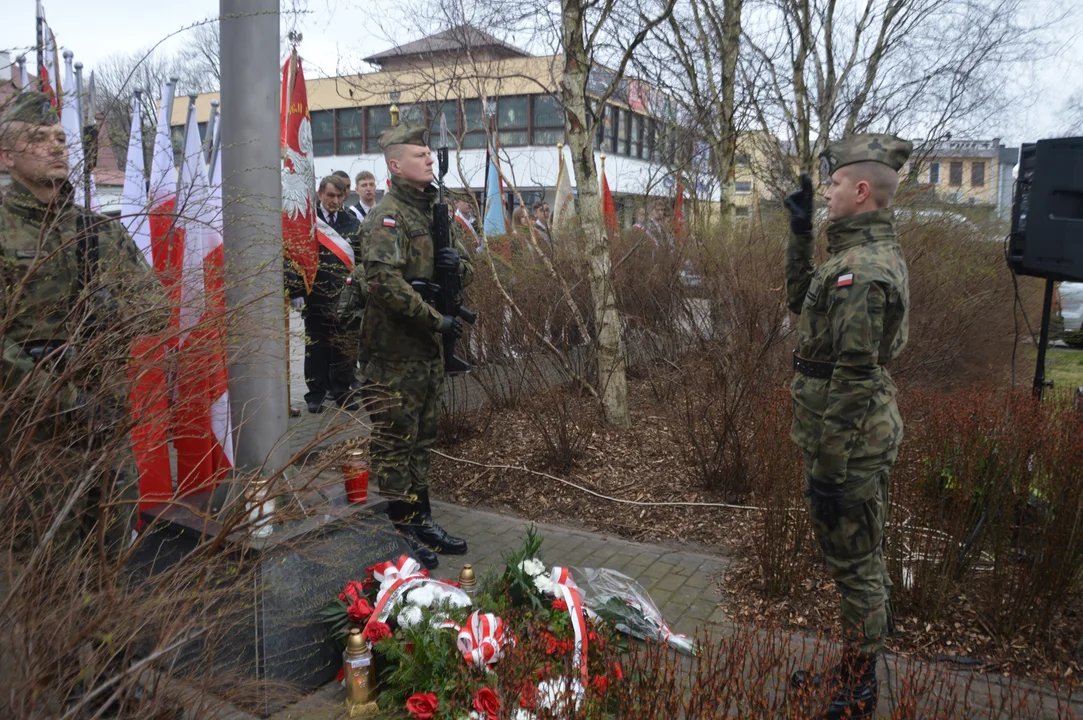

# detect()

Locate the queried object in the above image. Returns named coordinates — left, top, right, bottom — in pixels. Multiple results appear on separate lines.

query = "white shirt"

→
left=350, top=202, right=374, bottom=222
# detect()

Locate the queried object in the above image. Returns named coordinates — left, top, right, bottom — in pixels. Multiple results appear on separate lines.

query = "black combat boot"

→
left=413, top=489, right=468, bottom=555
left=792, top=652, right=879, bottom=720
left=386, top=499, right=438, bottom=570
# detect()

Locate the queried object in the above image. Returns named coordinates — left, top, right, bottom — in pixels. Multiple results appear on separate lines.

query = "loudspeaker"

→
left=1008, top=137, right=1083, bottom=282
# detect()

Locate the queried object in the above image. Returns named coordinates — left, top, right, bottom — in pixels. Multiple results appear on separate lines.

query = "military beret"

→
left=0, top=91, right=61, bottom=127
left=378, top=122, right=430, bottom=151
left=820, top=133, right=912, bottom=177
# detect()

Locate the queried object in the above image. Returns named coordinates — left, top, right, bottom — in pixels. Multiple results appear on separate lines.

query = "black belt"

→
left=793, top=351, right=835, bottom=379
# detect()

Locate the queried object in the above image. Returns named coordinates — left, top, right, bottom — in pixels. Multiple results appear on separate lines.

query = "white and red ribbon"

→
left=363, top=555, right=429, bottom=638
left=450, top=611, right=515, bottom=669
left=549, top=567, right=589, bottom=681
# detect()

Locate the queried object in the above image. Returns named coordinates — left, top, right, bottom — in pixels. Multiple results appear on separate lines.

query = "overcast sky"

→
left=2, top=0, right=1080, bottom=145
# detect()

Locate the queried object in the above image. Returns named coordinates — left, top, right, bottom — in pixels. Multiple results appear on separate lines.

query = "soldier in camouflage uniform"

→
left=784, top=133, right=912, bottom=719
left=356, top=123, right=474, bottom=570
left=0, top=91, right=167, bottom=551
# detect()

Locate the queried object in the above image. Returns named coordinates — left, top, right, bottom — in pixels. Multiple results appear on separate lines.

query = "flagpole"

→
left=35, top=0, right=43, bottom=93
left=220, top=0, right=289, bottom=478
left=205, top=99, right=219, bottom=162
left=74, top=60, right=92, bottom=212
left=208, top=100, right=221, bottom=178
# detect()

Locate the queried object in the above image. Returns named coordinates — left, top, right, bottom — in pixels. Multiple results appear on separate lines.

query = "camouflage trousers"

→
left=803, top=451, right=896, bottom=655
left=361, top=357, right=444, bottom=502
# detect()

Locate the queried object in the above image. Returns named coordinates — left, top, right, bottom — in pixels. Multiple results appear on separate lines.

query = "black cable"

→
left=1004, top=234, right=1040, bottom=389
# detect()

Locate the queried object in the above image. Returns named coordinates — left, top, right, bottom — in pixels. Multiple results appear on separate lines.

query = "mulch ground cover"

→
left=430, top=379, right=1083, bottom=691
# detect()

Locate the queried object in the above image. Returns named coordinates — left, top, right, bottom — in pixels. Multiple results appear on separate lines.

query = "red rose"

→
left=405, top=692, right=438, bottom=720
left=338, top=580, right=366, bottom=605
left=612, top=662, right=624, bottom=681
left=552, top=598, right=568, bottom=612
left=592, top=675, right=609, bottom=695
left=346, top=597, right=374, bottom=625
left=473, top=687, right=501, bottom=720
left=362, top=620, right=392, bottom=644
left=544, top=633, right=559, bottom=655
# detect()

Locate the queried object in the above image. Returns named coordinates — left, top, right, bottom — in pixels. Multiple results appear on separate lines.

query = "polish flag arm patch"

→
left=383, top=217, right=397, bottom=228
left=837, top=272, right=854, bottom=288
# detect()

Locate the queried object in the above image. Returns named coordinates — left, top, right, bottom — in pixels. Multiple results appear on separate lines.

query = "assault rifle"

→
left=428, top=113, right=477, bottom=374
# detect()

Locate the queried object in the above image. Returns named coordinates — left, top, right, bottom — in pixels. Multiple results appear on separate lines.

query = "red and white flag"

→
left=121, top=91, right=152, bottom=263
left=149, top=80, right=183, bottom=334
left=36, top=1, right=60, bottom=112
left=173, top=99, right=233, bottom=493
left=281, top=51, right=320, bottom=292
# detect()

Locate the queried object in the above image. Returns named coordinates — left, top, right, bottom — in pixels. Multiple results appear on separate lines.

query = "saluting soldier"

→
left=356, top=123, right=474, bottom=570
left=784, top=134, right=912, bottom=719
left=0, top=91, right=167, bottom=550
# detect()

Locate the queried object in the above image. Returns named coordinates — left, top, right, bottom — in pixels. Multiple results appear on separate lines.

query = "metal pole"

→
left=220, top=0, right=289, bottom=476
left=35, top=0, right=44, bottom=93
left=74, top=61, right=91, bottom=211
left=15, top=55, right=27, bottom=90
left=205, top=99, right=219, bottom=162
left=1033, top=278, right=1055, bottom=399
left=208, top=100, right=222, bottom=179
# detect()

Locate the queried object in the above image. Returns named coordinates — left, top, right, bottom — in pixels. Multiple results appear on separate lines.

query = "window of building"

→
left=605, top=106, right=619, bottom=154
left=618, top=109, right=629, bottom=155
left=532, top=95, right=564, bottom=146
left=462, top=99, right=488, bottom=149
left=971, top=161, right=985, bottom=187
left=949, top=161, right=963, bottom=186
left=497, top=96, right=528, bottom=147
left=735, top=206, right=750, bottom=218
left=646, top=119, right=657, bottom=162
left=630, top=115, right=643, bottom=159
left=364, top=107, right=390, bottom=154
left=735, top=180, right=753, bottom=194
left=399, top=104, right=426, bottom=126
left=311, top=110, right=335, bottom=156
left=336, top=108, right=363, bottom=155
left=929, top=162, right=940, bottom=184
left=735, top=152, right=751, bottom=167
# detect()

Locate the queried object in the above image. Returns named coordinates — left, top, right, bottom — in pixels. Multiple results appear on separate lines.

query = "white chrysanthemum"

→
left=407, top=584, right=438, bottom=608
left=533, top=574, right=555, bottom=595
left=512, top=710, right=538, bottom=720
left=397, top=605, right=423, bottom=629
left=518, top=558, right=545, bottom=577
left=536, top=676, right=584, bottom=715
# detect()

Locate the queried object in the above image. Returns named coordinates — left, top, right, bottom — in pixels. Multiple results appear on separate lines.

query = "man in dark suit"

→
left=304, top=174, right=362, bottom=412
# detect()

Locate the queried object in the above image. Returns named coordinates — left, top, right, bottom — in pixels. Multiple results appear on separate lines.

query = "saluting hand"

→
left=784, top=173, right=815, bottom=236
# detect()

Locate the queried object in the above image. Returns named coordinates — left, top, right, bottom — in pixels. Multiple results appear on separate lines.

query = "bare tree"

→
left=561, top=0, right=677, bottom=428
left=636, top=0, right=745, bottom=226
left=1061, top=92, right=1083, bottom=135
left=176, top=22, right=222, bottom=93
left=93, top=49, right=180, bottom=168
left=741, top=0, right=1049, bottom=192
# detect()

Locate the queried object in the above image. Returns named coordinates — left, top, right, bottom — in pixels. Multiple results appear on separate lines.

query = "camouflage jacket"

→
left=0, top=182, right=167, bottom=413
left=357, top=176, right=474, bottom=366
left=785, top=207, right=910, bottom=483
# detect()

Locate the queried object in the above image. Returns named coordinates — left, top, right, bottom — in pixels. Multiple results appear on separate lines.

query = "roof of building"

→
left=363, top=24, right=529, bottom=64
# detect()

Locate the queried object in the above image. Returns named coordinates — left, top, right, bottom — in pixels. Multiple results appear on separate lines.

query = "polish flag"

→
left=36, top=1, right=60, bottom=111
left=121, top=91, right=152, bottom=264
left=173, top=100, right=233, bottom=494
left=148, top=80, right=183, bottom=335
left=281, top=51, right=319, bottom=292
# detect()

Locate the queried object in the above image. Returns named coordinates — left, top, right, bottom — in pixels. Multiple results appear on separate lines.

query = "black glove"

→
left=434, top=247, right=460, bottom=273
left=784, top=172, right=814, bottom=236
left=437, top=315, right=464, bottom=339
left=806, top=475, right=845, bottom=532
